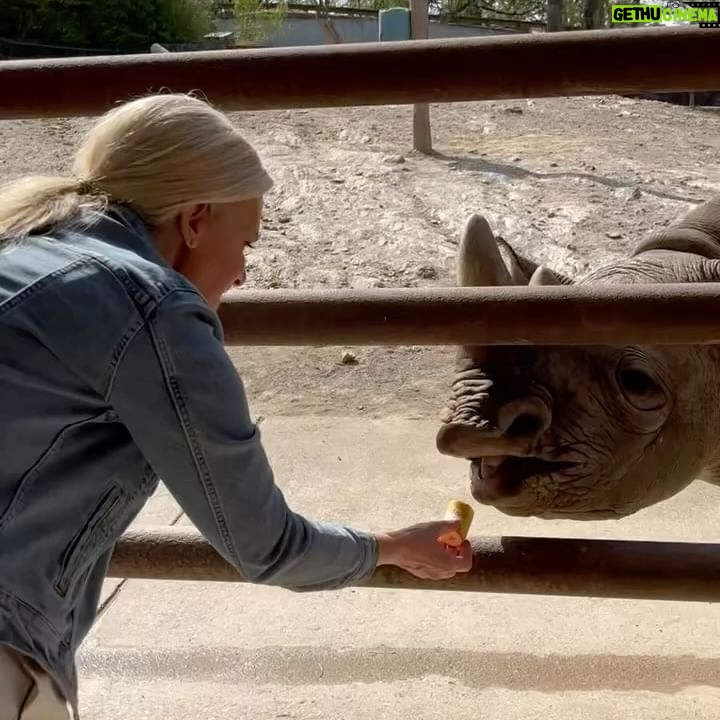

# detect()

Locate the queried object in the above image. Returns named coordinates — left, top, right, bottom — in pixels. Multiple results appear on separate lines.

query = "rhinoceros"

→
left=435, top=195, right=720, bottom=520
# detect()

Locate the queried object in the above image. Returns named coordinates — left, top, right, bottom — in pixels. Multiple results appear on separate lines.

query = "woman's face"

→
left=159, top=197, right=263, bottom=310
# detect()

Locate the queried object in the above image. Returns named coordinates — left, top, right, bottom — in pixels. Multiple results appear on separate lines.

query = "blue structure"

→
left=215, top=14, right=517, bottom=47
left=378, top=7, right=410, bottom=41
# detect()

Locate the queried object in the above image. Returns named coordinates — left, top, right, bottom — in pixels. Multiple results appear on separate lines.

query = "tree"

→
left=232, top=0, right=287, bottom=42
left=0, top=0, right=214, bottom=53
left=547, top=0, right=562, bottom=29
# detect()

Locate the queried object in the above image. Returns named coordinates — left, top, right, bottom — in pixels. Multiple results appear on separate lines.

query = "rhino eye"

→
left=621, top=369, right=655, bottom=396
left=617, top=362, right=666, bottom=411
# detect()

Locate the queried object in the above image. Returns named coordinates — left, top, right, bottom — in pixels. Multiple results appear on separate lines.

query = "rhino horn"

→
left=458, top=214, right=513, bottom=287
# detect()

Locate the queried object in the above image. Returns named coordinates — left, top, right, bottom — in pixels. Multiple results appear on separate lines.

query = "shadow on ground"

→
left=79, top=645, right=719, bottom=694
left=429, top=151, right=703, bottom=205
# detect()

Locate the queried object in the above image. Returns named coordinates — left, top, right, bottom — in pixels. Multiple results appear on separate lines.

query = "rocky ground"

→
left=2, top=95, right=719, bottom=418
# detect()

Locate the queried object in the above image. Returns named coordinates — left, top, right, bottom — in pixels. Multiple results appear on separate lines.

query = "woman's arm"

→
left=108, top=289, right=378, bottom=592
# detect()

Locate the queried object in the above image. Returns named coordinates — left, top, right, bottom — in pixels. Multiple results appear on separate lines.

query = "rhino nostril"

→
left=497, top=397, right=551, bottom=443
left=505, top=414, right=542, bottom=439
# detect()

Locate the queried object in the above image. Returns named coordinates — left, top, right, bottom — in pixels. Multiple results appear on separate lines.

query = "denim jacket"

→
left=0, top=205, right=378, bottom=715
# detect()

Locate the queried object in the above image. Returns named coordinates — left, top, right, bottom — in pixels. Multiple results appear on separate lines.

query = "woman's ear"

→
left=178, top=203, right=211, bottom=249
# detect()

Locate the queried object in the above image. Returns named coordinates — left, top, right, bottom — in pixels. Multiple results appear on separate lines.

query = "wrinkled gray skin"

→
left=436, top=195, right=720, bottom=520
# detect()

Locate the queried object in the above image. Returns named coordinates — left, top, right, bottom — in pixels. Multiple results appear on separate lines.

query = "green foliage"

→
left=232, top=0, right=287, bottom=42
left=430, top=0, right=642, bottom=27
left=287, top=0, right=641, bottom=27
left=0, top=0, right=214, bottom=52
left=158, top=0, right=215, bottom=42
left=368, top=0, right=410, bottom=9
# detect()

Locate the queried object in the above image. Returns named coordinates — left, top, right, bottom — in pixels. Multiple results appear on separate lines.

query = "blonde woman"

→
left=0, top=94, right=472, bottom=718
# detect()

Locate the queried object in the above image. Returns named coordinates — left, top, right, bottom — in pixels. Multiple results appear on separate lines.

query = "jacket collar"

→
left=101, top=203, right=171, bottom=270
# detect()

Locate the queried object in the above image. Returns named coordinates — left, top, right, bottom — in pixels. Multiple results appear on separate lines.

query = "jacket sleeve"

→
left=106, top=289, right=378, bottom=592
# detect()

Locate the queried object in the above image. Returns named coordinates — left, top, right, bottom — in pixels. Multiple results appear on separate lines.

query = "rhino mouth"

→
left=470, top=456, right=577, bottom=502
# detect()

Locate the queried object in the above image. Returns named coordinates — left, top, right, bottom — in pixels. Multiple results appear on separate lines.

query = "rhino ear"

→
left=457, top=214, right=513, bottom=287
left=494, top=236, right=575, bottom=286
left=633, top=195, right=720, bottom=260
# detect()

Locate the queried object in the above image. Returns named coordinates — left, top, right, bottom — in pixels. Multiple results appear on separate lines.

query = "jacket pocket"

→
left=54, top=484, right=124, bottom=598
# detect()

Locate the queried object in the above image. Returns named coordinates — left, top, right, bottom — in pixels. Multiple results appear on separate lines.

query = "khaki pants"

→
left=0, top=646, right=71, bottom=720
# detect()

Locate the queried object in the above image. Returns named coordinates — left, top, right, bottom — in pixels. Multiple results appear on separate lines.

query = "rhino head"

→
left=436, top=197, right=720, bottom=519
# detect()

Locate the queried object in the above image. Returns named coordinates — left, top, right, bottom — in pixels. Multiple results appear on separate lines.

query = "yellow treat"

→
left=438, top=500, right=474, bottom=547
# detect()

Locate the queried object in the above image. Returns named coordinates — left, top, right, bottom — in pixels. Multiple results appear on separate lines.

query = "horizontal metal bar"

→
left=1, top=27, right=718, bottom=119
left=109, top=527, right=720, bottom=602
left=216, top=284, right=720, bottom=346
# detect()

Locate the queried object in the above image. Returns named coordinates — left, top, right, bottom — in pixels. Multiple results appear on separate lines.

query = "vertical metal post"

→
left=409, top=0, right=433, bottom=154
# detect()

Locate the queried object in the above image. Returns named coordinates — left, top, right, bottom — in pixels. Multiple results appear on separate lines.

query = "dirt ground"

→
left=2, top=95, right=719, bottom=419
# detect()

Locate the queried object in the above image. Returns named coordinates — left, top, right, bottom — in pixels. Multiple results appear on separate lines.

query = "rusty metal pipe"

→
left=216, top=284, right=720, bottom=346
left=1, top=27, right=718, bottom=119
left=109, top=527, right=720, bottom=602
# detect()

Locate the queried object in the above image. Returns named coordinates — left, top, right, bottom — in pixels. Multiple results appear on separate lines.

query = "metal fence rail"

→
left=109, top=528, right=720, bottom=602
left=218, top=284, right=720, bottom=346
left=0, top=26, right=718, bottom=119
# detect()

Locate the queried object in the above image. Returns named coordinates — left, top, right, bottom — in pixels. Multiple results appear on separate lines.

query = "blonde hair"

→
left=0, top=93, right=273, bottom=247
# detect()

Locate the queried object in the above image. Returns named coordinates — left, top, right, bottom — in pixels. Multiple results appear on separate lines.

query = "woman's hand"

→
left=374, top=520, right=473, bottom=580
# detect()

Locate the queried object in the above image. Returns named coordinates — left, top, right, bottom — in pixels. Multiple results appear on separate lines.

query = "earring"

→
left=187, top=237, right=198, bottom=249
